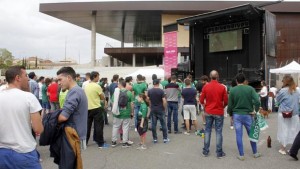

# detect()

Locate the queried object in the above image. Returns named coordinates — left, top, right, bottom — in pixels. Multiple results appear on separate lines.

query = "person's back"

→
left=48, top=82, right=59, bottom=103
left=109, top=82, right=118, bottom=96
left=85, top=82, right=102, bottom=110
left=59, top=89, right=69, bottom=108
left=148, top=87, right=165, bottom=112
left=228, top=85, right=260, bottom=114
left=165, top=82, right=179, bottom=102
left=182, top=87, right=197, bottom=105
left=200, top=80, right=227, bottom=115
left=133, top=82, right=147, bottom=97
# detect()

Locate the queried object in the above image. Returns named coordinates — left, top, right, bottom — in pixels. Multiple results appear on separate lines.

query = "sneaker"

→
left=237, top=156, right=245, bottom=161
left=98, top=143, right=110, bottom=149
left=127, top=140, right=134, bottom=145
left=289, top=152, right=299, bottom=161
left=168, top=130, right=172, bottom=134
left=230, top=126, right=234, bottom=130
left=184, top=131, right=190, bottom=136
left=111, top=141, right=117, bottom=147
left=202, top=152, right=208, bottom=157
left=217, top=152, right=226, bottom=159
left=253, top=152, right=261, bottom=158
left=122, top=142, right=131, bottom=148
left=134, top=128, right=137, bottom=132
left=279, top=149, right=286, bottom=155
left=137, top=145, right=147, bottom=150
left=153, top=140, right=158, bottom=144
left=163, top=138, right=170, bottom=143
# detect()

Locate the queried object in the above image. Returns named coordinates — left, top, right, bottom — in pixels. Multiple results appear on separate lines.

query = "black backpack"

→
left=118, top=90, right=128, bottom=108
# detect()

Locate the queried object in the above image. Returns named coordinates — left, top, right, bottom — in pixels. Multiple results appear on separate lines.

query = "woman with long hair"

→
left=276, top=75, right=300, bottom=155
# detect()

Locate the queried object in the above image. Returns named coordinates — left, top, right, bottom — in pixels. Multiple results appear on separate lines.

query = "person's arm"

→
left=31, top=112, right=43, bottom=134
left=162, top=97, right=167, bottom=111
left=58, top=114, right=68, bottom=122
left=227, top=91, right=233, bottom=117
left=58, top=90, right=79, bottom=123
left=223, top=88, right=228, bottom=107
left=199, top=86, right=206, bottom=105
left=252, top=88, right=261, bottom=112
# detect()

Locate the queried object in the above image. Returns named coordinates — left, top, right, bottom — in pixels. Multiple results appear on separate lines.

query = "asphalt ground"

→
left=38, top=111, right=299, bottom=169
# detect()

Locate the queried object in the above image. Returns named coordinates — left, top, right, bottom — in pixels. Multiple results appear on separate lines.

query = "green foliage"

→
left=0, top=48, right=14, bottom=68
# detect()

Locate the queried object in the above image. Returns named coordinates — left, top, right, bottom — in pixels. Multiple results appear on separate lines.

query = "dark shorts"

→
left=137, top=118, right=148, bottom=136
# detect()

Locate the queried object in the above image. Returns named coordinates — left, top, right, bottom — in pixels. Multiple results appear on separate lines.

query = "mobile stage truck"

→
left=177, top=3, right=277, bottom=88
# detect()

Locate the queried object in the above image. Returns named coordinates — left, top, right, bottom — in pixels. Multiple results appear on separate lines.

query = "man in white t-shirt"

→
left=82, top=72, right=91, bottom=90
left=0, top=66, right=43, bottom=169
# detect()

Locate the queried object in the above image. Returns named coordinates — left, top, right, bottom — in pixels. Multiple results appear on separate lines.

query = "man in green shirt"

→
left=111, top=80, right=134, bottom=148
left=227, top=73, right=261, bottom=161
left=76, top=74, right=82, bottom=87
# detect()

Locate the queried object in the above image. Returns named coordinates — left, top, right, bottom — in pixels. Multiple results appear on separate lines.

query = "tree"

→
left=0, top=48, right=14, bottom=68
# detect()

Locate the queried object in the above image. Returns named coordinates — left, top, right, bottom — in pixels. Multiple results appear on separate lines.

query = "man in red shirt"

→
left=47, top=78, right=59, bottom=112
left=200, top=70, right=228, bottom=159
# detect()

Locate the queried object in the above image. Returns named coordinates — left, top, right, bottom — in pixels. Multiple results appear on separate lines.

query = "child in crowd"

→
left=137, top=93, right=149, bottom=150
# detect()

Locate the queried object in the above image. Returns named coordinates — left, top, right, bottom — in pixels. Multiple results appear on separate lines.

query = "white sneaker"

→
left=137, top=145, right=147, bottom=150
left=184, top=131, right=190, bottom=136
left=135, top=128, right=137, bottom=132
left=127, top=140, right=134, bottom=145
left=230, top=126, right=234, bottom=130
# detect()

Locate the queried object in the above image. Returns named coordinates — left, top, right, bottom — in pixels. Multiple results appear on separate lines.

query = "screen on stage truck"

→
left=209, top=29, right=243, bottom=53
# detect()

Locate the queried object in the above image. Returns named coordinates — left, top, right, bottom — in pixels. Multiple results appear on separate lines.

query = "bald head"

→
left=210, top=70, right=219, bottom=80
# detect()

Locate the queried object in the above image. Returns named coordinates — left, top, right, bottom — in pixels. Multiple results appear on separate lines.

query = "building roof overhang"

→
left=40, top=1, right=300, bottom=43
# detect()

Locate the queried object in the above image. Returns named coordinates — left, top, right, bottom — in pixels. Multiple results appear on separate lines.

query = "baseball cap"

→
left=153, top=79, right=160, bottom=85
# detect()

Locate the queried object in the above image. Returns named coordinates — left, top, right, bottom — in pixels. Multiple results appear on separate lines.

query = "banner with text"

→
left=164, top=31, right=178, bottom=78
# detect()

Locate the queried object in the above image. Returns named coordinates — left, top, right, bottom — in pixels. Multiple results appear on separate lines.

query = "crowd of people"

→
left=1, top=65, right=300, bottom=169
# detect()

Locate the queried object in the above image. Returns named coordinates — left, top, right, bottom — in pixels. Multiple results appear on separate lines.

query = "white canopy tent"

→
left=270, top=61, right=300, bottom=74
left=269, top=61, right=300, bottom=88
left=125, top=68, right=164, bottom=83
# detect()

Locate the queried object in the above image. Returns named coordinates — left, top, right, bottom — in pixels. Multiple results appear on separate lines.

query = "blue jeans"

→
left=167, top=102, right=179, bottom=132
left=0, top=148, right=41, bottom=169
left=134, top=104, right=140, bottom=129
left=151, top=110, right=168, bottom=140
left=233, top=114, right=257, bottom=156
left=203, top=114, right=224, bottom=156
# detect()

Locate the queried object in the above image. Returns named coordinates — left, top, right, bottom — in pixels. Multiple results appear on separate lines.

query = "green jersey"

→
left=112, top=89, right=134, bottom=119
left=132, top=82, right=147, bottom=104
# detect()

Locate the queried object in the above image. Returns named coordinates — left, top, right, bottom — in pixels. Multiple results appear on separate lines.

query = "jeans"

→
left=151, top=111, right=168, bottom=140
left=134, top=104, right=140, bottom=129
left=86, top=107, right=105, bottom=146
left=0, top=148, right=41, bottom=169
left=203, top=114, right=224, bottom=156
left=167, top=101, right=179, bottom=132
left=233, top=114, right=257, bottom=156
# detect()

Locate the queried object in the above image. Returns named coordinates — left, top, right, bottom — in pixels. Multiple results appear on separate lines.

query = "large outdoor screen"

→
left=209, top=29, right=243, bottom=53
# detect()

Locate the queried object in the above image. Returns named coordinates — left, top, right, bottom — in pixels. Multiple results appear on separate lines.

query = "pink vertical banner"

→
left=164, top=31, right=178, bottom=78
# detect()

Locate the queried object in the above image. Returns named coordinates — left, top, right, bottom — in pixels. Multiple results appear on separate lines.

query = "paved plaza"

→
left=39, top=112, right=299, bottom=169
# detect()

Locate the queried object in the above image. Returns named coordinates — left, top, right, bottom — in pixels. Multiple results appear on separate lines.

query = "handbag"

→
left=282, top=111, right=292, bottom=118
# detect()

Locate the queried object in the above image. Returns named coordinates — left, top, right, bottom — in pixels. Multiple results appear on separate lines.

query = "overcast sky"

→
left=0, top=0, right=298, bottom=64
left=0, top=0, right=123, bottom=64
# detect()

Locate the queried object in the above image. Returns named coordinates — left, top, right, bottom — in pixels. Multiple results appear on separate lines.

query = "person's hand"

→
left=140, top=124, right=143, bottom=128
